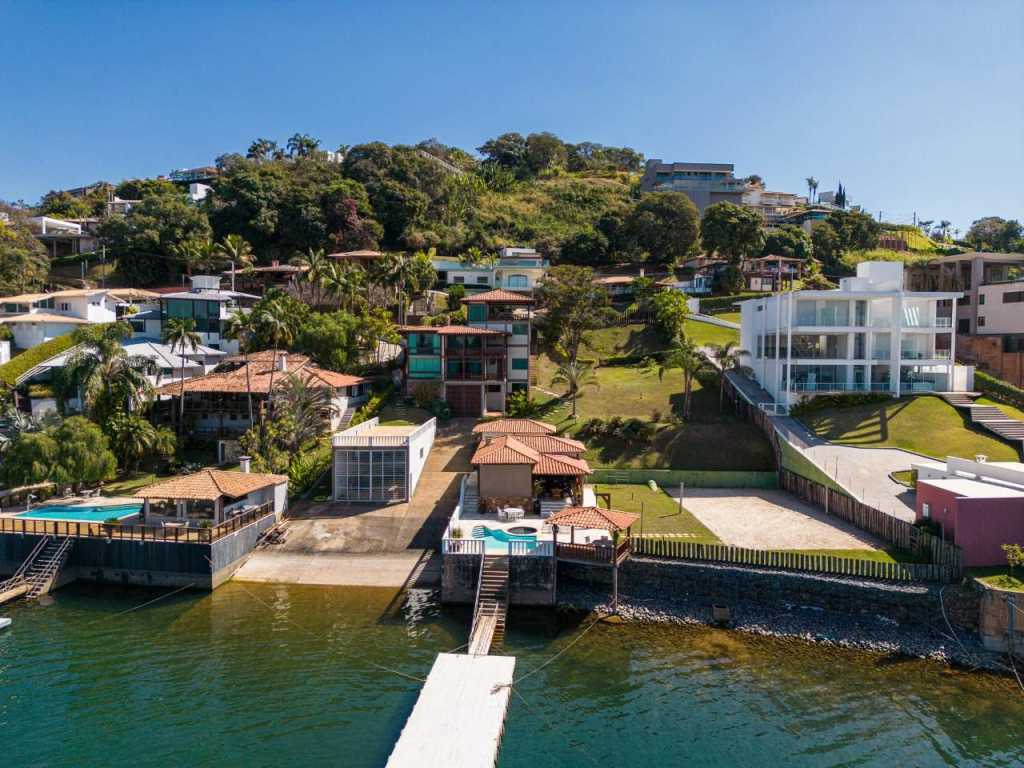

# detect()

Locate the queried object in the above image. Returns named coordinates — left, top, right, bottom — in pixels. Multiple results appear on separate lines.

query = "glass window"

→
left=512, top=323, right=528, bottom=336
left=511, top=358, right=528, bottom=370
left=507, top=275, right=528, bottom=289
left=409, top=357, right=441, bottom=378
left=476, top=276, right=489, bottom=285
left=467, top=304, right=487, bottom=322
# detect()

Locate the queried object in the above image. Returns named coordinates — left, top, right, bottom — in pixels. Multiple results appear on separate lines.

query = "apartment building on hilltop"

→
left=639, top=160, right=746, bottom=213
left=740, top=262, right=971, bottom=406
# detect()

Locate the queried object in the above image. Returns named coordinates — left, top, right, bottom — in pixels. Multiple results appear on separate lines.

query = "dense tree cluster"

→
left=0, top=206, right=49, bottom=294
left=965, top=216, right=1023, bottom=252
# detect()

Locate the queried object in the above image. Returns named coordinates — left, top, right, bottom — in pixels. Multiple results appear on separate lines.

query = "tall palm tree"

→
left=162, top=317, right=201, bottom=435
left=709, top=340, right=741, bottom=412
left=294, top=247, right=330, bottom=307
left=171, top=240, right=204, bottom=277
left=216, top=234, right=255, bottom=274
left=939, top=220, right=952, bottom=241
left=62, top=321, right=156, bottom=420
left=255, top=298, right=297, bottom=422
left=273, top=373, right=338, bottom=452
left=658, top=336, right=709, bottom=421
left=223, top=309, right=259, bottom=426
left=323, top=261, right=367, bottom=313
left=551, top=358, right=600, bottom=419
left=805, top=177, right=818, bottom=204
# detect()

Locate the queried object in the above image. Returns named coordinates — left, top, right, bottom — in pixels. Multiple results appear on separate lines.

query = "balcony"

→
left=789, top=381, right=894, bottom=393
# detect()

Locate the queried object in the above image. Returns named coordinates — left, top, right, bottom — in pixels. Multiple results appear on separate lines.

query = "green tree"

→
left=295, top=310, right=362, bottom=371
left=626, top=191, right=700, bottom=265
left=287, top=133, right=321, bottom=158
left=162, top=317, right=201, bottom=435
left=321, top=260, right=367, bottom=314
left=709, top=340, right=740, bottom=411
left=59, top=321, right=156, bottom=422
left=657, top=336, right=709, bottom=421
left=524, top=132, right=568, bottom=174
left=700, top=202, right=765, bottom=263
left=1003, top=543, right=1024, bottom=579
left=534, top=265, right=616, bottom=361
left=223, top=308, right=260, bottom=425
left=0, top=208, right=48, bottom=295
left=966, top=216, right=1023, bottom=252
left=551, top=358, right=599, bottom=419
left=811, top=221, right=842, bottom=271
left=650, top=289, right=690, bottom=340
left=50, top=416, right=117, bottom=491
left=805, top=177, right=818, bottom=203
left=255, top=296, right=298, bottom=421
left=246, top=138, right=280, bottom=162
left=763, top=224, right=813, bottom=261
left=1, top=430, right=59, bottom=486
left=827, top=209, right=880, bottom=252
left=106, top=411, right=158, bottom=472
left=477, top=132, right=528, bottom=169
left=215, top=233, right=255, bottom=270
left=272, top=373, right=337, bottom=452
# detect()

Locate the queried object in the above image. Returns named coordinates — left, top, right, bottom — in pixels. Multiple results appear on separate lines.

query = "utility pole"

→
left=100, top=245, right=106, bottom=289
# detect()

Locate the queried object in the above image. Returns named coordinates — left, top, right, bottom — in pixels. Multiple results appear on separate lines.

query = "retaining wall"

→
left=442, top=553, right=556, bottom=606
left=560, top=556, right=980, bottom=629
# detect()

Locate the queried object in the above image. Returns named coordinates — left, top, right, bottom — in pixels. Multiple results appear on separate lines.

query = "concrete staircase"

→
left=24, top=536, right=74, bottom=599
left=939, top=392, right=1024, bottom=454
left=469, top=555, right=509, bottom=653
left=338, top=404, right=358, bottom=431
left=462, top=473, right=479, bottom=514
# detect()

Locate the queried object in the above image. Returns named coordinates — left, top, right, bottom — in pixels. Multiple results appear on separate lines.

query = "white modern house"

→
left=332, top=417, right=437, bottom=503
left=158, top=275, right=259, bottom=353
left=431, top=247, right=549, bottom=293
left=739, top=262, right=972, bottom=406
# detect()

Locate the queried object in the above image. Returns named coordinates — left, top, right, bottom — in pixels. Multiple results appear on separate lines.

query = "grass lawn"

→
left=713, top=311, right=741, bottom=324
left=890, top=469, right=916, bottom=487
left=977, top=397, right=1024, bottom=423
left=377, top=404, right=434, bottom=425
left=594, top=483, right=719, bottom=542
left=968, top=567, right=1024, bottom=592
left=580, top=321, right=738, bottom=361
left=682, top=317, right=740, bottom=347
left=102, top=471, right=158, bottom=496
left=797, top=395, right=1020, bottom=461
left=534, top=350, right=774, bottom=471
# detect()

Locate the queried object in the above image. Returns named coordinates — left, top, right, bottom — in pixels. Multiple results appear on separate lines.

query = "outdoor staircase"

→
left=939, top=392, right=1024, bottom=454
left=23, top=536, right=74, bottom=599
left=338, top=404, right=357, bottom=430
left=469, top=555, right=509, bottom=654
left=462, top=473, right=479, bottom=514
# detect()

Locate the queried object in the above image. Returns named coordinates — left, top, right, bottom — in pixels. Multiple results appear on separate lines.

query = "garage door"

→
left=446, top=384, right=482, bottom=416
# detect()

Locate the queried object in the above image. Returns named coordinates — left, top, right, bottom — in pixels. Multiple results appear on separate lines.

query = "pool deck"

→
left=0, top=496, right=141, bottom=518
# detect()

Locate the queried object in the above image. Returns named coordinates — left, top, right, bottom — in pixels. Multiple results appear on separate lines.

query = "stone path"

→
left=676, top=489, right=887, bottom=551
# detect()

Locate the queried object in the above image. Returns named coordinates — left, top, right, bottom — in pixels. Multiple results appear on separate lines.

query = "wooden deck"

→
left=386, top=653, right=516, bottom=768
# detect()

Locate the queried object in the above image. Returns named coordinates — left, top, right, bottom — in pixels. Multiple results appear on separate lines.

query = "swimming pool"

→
left=16, top=503, right=143, bottom=523
left=472, top=525, right=539, bottom=553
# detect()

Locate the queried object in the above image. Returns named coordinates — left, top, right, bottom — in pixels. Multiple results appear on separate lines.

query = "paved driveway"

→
left=677, top=489, right=887, bottom=550
left=233, top=418, right=476, bottom=587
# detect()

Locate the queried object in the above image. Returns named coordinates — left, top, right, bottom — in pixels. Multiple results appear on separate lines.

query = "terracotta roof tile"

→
left=544, top=506, right=639, bottom=531
left=397, top=325, right=506, bottom=336
left=135, top=469, right=287, bottom=501
left=154, top=350, right=364, bottom=396
left=532, top=454, right=591, bottom=476
left=472, top=418, right=556, bottom=435
left=471, top=435, right=540, bottom=465
left=461, top=288, right=535, bottom=304
left=512, top=434, right=586, bottom=456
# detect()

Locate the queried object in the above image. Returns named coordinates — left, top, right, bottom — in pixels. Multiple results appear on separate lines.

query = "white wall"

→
left=9, top=321, right=81, bottom=349
left=0, top=340, right=9, bottom=364
left=407, top=418, right=437, bottom=498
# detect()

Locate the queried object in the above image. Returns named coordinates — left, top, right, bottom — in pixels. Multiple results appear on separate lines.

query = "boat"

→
left=0, top=618, right=10, bottom=631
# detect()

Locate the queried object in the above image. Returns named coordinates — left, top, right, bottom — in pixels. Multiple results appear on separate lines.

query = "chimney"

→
left=239, top=456, right=251, bottom=473
left=277, top=352, right=288, bottom=372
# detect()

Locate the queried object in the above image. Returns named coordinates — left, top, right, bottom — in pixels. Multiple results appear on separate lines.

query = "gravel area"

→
left=677, top=489, right=886, bottom=550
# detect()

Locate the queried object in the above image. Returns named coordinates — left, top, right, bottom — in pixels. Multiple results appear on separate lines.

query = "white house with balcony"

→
left=739, top=262, right=972, bottom=406
left=431, top=247, right=549, bottom=293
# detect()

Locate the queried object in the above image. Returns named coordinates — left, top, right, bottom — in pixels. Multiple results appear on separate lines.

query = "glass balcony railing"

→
left=789, top=381, right=894, bottom=393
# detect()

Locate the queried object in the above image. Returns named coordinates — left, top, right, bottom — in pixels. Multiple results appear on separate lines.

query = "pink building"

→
left=913, top=457, right=1024, bottom=567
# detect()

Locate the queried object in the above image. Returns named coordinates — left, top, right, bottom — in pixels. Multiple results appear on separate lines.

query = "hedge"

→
left=975, top=370, right=1024, bottom=411
left=0, top=333, right=78, bottom=386
left=697, top=292, right=769, bottom=315
left=350, top=382, right=396, bottom=427
left=589, top=468, right=778, bottom=489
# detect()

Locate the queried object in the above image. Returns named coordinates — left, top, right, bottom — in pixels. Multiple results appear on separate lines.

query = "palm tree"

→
left=919, top=219, right=934, bottom=237
left=61, top=322, right=156, bottom=420
left=107, top=411, right=157, bottom=472
left=216, top=234, right=255, bottom=276
left=805, top=177, right=818, bottom=204
left=223, top=309, right=259, bottom=426
left=294, top=247, right=330, bottom=307
left=323, top=261, right=367, bottom=313
left=287, top=133, right=320, bottom=158
left=551, top=358, right=599, bottom=419
left=171, top=240, right=204, bottom=277
left=939, top=220, right=952, bottom=241
left=709, top=341, right=741, bottom=412
left=273, top=373, right=338, bottom=452
left=255, top=298, right=297, bottom=422
left=162, top=317, right=201, bottom=435
left=658, top=336, right=709, bottom=421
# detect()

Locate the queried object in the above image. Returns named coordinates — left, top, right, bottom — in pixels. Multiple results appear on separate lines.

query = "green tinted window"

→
left=467, top=304, right=487, bottom=322
left=511, top=358, right=528, bottom=370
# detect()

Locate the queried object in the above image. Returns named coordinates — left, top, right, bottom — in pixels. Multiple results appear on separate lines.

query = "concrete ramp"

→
left=386, top=652, right=516, bottom=768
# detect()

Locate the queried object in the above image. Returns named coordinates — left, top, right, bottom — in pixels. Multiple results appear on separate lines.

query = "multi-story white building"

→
left=739, top=262, right=972, bottom=406
left=0, top=288, right=157, bottom=349
left=158, top=275, right=259, bottom=353
left=431, top=247, right=549, bottom=293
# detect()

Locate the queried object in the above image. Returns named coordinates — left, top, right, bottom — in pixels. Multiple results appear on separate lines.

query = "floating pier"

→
left=386, top=652, right=516, bottom=768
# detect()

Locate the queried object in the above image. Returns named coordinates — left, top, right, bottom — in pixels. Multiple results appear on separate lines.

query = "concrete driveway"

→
left=233, top=418, right=476, bottom=587
left=677, top=489, right=887, bottom=551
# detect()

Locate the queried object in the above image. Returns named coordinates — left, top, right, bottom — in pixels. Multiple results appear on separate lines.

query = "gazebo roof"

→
left=544, top=506, right=639, bottom=532
left=135, top=469, right=287, bottom=501
left=472, top=418, right=556, bottom=436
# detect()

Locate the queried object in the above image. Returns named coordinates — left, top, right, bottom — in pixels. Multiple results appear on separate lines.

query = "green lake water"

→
left=1, top=582, right=1022, bottom=767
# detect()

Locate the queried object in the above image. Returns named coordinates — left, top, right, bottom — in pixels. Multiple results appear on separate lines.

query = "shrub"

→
left=412, top=382, right=439, bottom=409
left=975, top=371, right=1024, bottom=412
left=351, top=382, right=395, bottom=427
left=506, top=390, right=542, bottom=417
left=697, top=292, right=769, bottom=315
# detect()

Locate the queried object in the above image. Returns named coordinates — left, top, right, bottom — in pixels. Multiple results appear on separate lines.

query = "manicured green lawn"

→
left=890, top=469, right=916, bottom=487
left=534, top=351, right=774, bottom=471
left=797, top=395, right=1020, bottom=461
left=969, top=567, right=1024, bottom=592
left=977, top=397, right=1024, bottom=423
left=102, top=471, right=158, bottom=496
left=682, top=317, right=740, bottom=347
left=715, top=311, right=741, bottom=324
left=594, top=483, right=720, bottom=542
left=579, top=321, right=738, bottom=361
left=377, top=404, right=434, bottom=425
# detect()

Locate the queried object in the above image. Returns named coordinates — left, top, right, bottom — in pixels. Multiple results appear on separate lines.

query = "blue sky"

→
left=2, top=0, right=1021, bottom=233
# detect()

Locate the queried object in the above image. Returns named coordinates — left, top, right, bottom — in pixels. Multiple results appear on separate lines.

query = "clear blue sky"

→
left=2, top=0, right=1021, bottom=233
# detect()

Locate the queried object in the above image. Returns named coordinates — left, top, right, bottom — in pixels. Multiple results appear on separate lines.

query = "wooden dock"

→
left=386, top=652, right=516, bottom=768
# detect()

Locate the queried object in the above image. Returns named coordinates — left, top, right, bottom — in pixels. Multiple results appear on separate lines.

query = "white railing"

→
left=508, top=540, right=554, bottom=557
left=788, top=382, right=893, bottom=393
left=758, top=402, right=789, bottom=415
left=442, top=538, right=484, bottom=555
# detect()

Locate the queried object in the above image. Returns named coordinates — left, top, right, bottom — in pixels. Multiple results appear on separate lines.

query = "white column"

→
left=893, top=296, right=903, bottom=397
left=785, top=293, right=793, bottom=406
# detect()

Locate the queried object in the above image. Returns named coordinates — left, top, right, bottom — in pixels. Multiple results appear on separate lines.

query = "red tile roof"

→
left=154, top=350, right=364, bottom=396
left=512, top=434, right=586, bottom=456
left=471, top=435, right=540, bottom=465
left=135, top=468, right=287, bottom=501
left=472, top=419, right=557, bottom=435
left=397, top=325, right=506, bottom=336
left=544, top=506, right=639, bottom=531
left=462, top=289, right=535, bottom=304
left=532, top=454, right=591, bottom=476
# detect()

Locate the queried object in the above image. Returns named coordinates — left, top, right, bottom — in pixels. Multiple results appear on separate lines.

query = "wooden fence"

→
left=631, top=536, right=959, bottom=583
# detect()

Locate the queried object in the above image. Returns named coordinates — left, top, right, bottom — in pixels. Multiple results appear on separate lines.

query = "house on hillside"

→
left=153, top=349, right=367, bottom=438
left=912, top=456, right=1024, bottom=567
left=431, top=247, right=549, bottom=293
left=398, top=289, right=534, bottom=416
left=739, top=261, right=973, bottom=405
left=158, top=275, right=259, bottom=353
left=27, top=216, right=99, bottom=258
left=742, top=255, right=811, bottom=292
left=639, top=160, right=745, bottom=213
left=222, top=262, right=308, bottom=294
